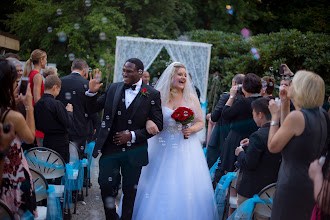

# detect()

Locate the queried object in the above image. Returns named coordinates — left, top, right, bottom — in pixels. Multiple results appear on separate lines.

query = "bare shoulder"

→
left=33, top=73, right=42, bottom=80
left=283, top=110, right=305, bottom=136
left=3, top=110, right=25, bottom=127
left=190, top=93, right=199, bottom=103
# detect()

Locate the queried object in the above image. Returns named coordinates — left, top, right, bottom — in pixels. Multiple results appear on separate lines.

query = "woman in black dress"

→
left=268, top=70, right=328, bottom=220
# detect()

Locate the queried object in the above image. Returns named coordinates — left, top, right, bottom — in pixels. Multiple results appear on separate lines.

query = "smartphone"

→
left=279, top=65, right=285, bottom=75
left=19, top=77, right=29, bottom=95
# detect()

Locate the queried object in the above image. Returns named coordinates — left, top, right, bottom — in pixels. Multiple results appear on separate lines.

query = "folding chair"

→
left=0, top=200, right=14, bottom=220
left=253, top=183, right=276, bottom=219
left=223, top=170, right=239, bottom=219
left=30, top=168, right=48, bottom=220
left=25, top=147, right=68, bottom=215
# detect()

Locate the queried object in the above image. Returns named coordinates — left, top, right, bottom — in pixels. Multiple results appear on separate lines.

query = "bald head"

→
left=232, top=74, right=245, bottom=86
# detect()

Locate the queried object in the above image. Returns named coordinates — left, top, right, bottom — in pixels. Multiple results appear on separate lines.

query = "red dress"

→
left=29, top=70, right=44, bottom=138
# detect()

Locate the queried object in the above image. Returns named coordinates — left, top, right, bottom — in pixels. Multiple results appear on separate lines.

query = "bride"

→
left=132, top=62, right=218, bottom=220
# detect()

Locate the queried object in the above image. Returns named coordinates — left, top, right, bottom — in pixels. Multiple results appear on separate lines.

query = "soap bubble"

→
left=99, top=59, right=105, bottom=66
left=47, top=27, right=53, bottom=33
left=106, top=115, right=110, bottom=120
left=226, top=5, right=231, bottom=10
left=99, top=32, right=106, bottom=40
left=226, top=9, right=234, bottom=15
left=65, top=92, right=71, bottom=100
left=68, top=53, right=75, bottom=61
left=86, top=55, right=90, bottom=59
left=254, top=54, right=260, bottom=60
left=241, top=28, right=251, bottom=38
left=85, top=0, right=91, bottom=7
left=251, top=48, right=257, bottom=54
left=74, top=23, right=80, bottom=30
left=101, top=17, right=108, bottom=24
left=58, top=32, right=67, bottom=42
left=56, top=9, right=62, bottom=15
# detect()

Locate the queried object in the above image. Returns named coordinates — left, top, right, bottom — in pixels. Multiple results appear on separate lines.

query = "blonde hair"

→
left=43, top=66, right=58, bottom=78
left=292, top=70, right=325, bottom=109
left=169, top=62, right=186, bottom=102
left=23, top=49, right=47, bottom=77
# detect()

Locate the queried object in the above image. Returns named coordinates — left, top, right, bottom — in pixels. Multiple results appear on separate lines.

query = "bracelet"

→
left=25, top=106, right=30, bottom=111
left=270, top=121, right=279, bottom=126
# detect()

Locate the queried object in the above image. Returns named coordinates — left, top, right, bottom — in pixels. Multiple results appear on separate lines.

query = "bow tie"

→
left=124, top=84, right=137, bottom=90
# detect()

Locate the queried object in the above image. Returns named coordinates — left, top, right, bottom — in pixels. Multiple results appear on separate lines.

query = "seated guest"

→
left=234, top=97, right=281, bottom=207
left=43, top=66, right=58, bottom=78
left=261, top=76, right=275, bottom=99
left=34, top=75, right=73, bottom=162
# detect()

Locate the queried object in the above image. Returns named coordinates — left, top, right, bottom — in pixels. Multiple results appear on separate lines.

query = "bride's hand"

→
left=146, top=120, right=159, bottom=135
left=182, top=127, right=192, bottom=139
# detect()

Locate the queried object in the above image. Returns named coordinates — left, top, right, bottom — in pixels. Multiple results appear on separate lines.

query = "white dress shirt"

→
left=85, top=79, right=143, bottom=144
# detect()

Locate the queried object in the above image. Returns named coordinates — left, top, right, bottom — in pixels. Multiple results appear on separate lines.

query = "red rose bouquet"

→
left=171, top=107, right=194, bottom=139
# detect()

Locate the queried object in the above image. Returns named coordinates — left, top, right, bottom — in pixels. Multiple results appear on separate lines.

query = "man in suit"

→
left=57, top=59, right=90, bottom=158
left=87, top=58, right=163, bottom=220
left=206, top=74, right=244, bottom=168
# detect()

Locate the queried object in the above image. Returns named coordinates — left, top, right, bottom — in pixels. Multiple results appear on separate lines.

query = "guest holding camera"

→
left=213, top=73, right=262, bottom=187
left=268, top=70, right=328, bottom=220
left=0, top=58, right=37, bottom=218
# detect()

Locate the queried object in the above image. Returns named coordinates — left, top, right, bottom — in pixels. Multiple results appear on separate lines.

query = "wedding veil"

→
left=154, top=62, right=204, bottom=123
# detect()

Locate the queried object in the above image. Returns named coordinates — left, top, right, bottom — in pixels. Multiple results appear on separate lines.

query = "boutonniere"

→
left=140, top=88, right=149, bottom=97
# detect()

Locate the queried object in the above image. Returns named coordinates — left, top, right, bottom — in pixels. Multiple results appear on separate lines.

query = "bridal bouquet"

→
left=171, top=107, right=194, bottom=139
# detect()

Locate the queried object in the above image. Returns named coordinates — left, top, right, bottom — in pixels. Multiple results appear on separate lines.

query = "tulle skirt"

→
left=132, top=129, right=218, bottom=220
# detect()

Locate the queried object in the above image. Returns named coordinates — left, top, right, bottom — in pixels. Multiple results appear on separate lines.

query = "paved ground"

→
left=72, top=156, right=122, bottom=220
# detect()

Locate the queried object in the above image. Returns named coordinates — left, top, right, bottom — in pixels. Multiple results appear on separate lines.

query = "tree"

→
left=5, top=0, right=127, bottom=80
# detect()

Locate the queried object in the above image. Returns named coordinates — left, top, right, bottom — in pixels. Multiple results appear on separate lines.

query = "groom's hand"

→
left=89, top=68, right=103, bottom=93
left=113, top=130, right=132, bottom=145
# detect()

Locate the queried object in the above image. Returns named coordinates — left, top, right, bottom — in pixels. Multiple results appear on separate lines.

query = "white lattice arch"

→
left=114, top=36, right=212, bottom=104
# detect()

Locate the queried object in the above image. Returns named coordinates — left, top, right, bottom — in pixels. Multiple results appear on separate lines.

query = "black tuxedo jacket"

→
left=88, top=82, right=163, bottom=166
left=57, top=72, right=90, bottom=138
left=236, top=124, right=282, bottom=198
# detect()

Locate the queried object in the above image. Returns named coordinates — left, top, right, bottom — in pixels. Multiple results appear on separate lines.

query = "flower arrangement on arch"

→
left=171, top=107, right=194, bottom=139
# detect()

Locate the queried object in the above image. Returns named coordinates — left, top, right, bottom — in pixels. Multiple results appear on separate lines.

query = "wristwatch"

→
left=270, top=121, right=279, bottom=126
left=229, top=95, right=234, bottom=99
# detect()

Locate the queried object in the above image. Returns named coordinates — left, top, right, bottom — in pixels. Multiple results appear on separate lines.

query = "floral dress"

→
left=0, top=111, right=37, bottom=219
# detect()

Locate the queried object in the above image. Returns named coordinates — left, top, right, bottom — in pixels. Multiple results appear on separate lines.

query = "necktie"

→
left=124, top=84, right=137, bottom=90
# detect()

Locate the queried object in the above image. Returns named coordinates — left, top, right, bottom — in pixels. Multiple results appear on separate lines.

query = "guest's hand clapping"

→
left=146, top=120, right=159, bottom=135
left=113, top=130, right=132, bottom=146
left=89, top=68, right=103, bottom=93
left=235, top=145, right=244, bottom=156
left=66, top=103, right=73, bottom=112
left=240, top=138, right=249, bottom=147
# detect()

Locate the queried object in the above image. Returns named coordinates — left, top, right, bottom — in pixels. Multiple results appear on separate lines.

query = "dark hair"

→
left=251, top=97, right=271, bottom=120
left=44, top=75, right=61, bottom=90
left=0, top=59, right=17, bottom=110
left=261, top=76, right=275, bottom=95
left=2, top=53, right=20, bottom=60
left=233, top=74, right=244, bottom=84
left=243, top=73, right=262, bottom=94
left=72, top=58, right=88, bottom=71
left=126, top=58, right=144, bottom=72
left=317, top=153, right=330, bottom=216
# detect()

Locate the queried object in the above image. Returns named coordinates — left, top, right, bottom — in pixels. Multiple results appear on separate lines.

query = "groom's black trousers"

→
left=99, top=152, right=142, bottom=220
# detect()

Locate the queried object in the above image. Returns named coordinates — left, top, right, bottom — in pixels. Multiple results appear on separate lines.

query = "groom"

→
left=87, top=58, right=163, bottom=220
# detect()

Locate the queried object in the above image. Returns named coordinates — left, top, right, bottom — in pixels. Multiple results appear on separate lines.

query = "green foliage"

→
left=185, top=29, right=330, bottom=111
left=5, top=0, right=127, bottom=82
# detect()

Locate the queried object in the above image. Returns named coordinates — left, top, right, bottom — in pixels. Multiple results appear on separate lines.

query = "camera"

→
left=3, top=124, right=10, bottom=133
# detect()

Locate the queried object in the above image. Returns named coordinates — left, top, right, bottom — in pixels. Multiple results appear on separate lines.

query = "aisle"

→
left=72, top=156, right=122, bottom=220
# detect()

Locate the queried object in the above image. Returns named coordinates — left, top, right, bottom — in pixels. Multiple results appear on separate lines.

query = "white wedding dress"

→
left=132, top=106, right=218, bottom=220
